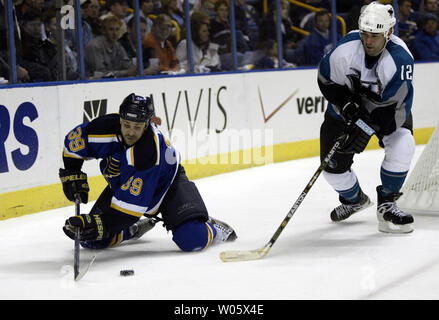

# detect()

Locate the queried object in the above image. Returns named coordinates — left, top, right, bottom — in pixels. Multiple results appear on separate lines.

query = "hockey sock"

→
left=337, top=180, right=361, bottom=203
left=172, top=220, right=216, bottom=252
left=380, top=167, right=408, bottom=195
left=323, top=170, right=361, bottom=203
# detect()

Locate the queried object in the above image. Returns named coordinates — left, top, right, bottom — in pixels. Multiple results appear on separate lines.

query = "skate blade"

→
left=378, top=221, right=414, bottom=234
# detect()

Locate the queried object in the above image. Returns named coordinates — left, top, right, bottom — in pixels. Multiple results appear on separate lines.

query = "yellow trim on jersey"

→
left=130, top=147, right=135, bottom=167
left=205, top=222, right=214, bottom=249
left=63, top=148, right=86, bottom=159
left=108, top=232, right=123, bottom=247
left=110, top=202, right=144, bottom=218
left=88, top=134, right=118, bottom=138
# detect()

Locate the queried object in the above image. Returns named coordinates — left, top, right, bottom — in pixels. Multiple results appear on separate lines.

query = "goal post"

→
left=397, top=123, right=439, bottom=214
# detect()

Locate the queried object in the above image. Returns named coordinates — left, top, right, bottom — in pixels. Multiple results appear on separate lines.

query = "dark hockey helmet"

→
left=119, top=93, right=154, bottom=123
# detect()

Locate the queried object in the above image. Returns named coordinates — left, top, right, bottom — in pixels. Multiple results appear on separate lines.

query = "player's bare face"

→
left=120, top=119, right=147, bottom=146
left=360, top=31, right=386, bottom=56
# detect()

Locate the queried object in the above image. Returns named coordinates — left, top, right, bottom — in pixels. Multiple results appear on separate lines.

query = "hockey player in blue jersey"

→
left=59, top=93, right=237, bottom=251
left=317, top=2, right=415, bottom=233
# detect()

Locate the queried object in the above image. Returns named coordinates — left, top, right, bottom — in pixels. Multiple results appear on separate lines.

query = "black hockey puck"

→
left=120, top=269, right=134, bottom=276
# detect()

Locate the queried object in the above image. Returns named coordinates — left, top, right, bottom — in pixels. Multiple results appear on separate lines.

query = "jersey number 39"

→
left=68, top=127, right=85, bottom=152
left=121, top=176, right=143, bottom=196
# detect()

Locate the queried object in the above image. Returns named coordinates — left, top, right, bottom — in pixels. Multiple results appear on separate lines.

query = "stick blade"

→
left=74, top=251, right=97, bottom=281
left=220, top=246, right=270, bottom=262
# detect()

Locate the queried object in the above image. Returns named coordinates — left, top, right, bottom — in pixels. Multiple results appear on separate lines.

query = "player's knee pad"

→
left=382, top=127, right=415, bottom=172
left=160, top=179, right=209, bottom=231
left=323, top=170, right=359, bottom=192
left=172, top=220, right=216, bottom=252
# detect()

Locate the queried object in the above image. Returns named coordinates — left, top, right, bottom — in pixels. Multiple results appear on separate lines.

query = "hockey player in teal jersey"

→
left=59, top=93, right=236, bottom=251
left=317, top=2, right=415, bottom=233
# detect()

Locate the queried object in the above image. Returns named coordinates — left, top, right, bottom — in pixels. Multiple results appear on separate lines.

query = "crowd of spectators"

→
left=1, top=0, right=439, bottom=83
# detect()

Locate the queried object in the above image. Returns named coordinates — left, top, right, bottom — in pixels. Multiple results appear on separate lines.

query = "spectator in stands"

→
left=254, top=38, right=296, bottom=69
left=200, top=0, right=216, bottom=18
left=412, top=13, right=439, bottom=60
left=15, top=0, right=43, bottom=21
left=118, top=15, right=160, bottom=75
left=302, top=9, right=340, bottom=66
left=19, top=9, right=51, bottom=81
left=119, top=16, right=147, bottom=61
left=159, top=0, right=184, bottom=28
left=154, top=0, right=182, bottom=47
left=100, top=0, right=129, bottom=39
left=234, top=0, right=260, bottom=50
left=142, top=13, right=181, bottom=74
left=398, top=0, right=418, bottom=48
left=289, top=0, right=330, bottom=29
left=0, top=0, right=31, bottom=82
left=176, top=10, right=221, bottom=73
left=417, top=0, right=439, bottom=27
left=423, top=0, right=439, bottom=16
left=210, top=0, right=250, bottom=57
left=191, top=9, right=210, bottom=25
left=84, top=15, right=136, bottom=78
left=64, top=0, right=94, bottom=49
left=259, top=0, right=301, bottom=64
left=82, top=0, right=103, bottom=37
left=124, top=0, right=154, bottom=36
left=39, top=8, right=79, bottom=81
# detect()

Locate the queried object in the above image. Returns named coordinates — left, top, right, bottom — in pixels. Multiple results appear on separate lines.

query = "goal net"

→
left=397, top=123, right=439, bottom=214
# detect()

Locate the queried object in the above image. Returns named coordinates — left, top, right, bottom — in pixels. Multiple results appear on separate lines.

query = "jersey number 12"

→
left=401, top=65, right=413, bottom=81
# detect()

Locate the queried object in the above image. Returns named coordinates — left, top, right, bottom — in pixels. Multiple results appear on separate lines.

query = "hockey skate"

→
left=330, top=189, right=373, bottom=222
left=208, top=217, right=237, bottom=242
left=129, top=217, right=157, bottom=240
left=376, top=186, right=414, bottom=233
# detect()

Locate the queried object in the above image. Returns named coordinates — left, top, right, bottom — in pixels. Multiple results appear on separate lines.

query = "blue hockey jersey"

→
left=62, top=114, right=180, bottom=222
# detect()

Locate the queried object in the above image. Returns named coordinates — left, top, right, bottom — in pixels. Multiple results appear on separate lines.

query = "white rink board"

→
left=0, top=65, right=438, bottom=195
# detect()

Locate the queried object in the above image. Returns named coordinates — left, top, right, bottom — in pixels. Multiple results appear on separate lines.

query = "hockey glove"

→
left=341, top=102, right=360, bottom=122
left=59, top=168, right=89, bottom=203
left=63, top=213, right=108, bottom=241
left=338, top=119, right=373, bottom=154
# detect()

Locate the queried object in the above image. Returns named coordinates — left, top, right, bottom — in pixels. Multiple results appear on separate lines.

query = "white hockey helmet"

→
left=358, top=1, right=396, bottom=39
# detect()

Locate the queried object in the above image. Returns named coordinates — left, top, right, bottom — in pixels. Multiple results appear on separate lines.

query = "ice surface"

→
left=1, top=146, right=439, bottom=300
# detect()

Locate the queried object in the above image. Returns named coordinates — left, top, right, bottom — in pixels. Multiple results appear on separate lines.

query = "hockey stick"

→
left=219, top=133, right=347, bottom=262
left=73, top=194, right=81, bottom=280
left=220, top=119, right=375, bottom=262
left=75, top=251, right=97, bottom=281
left=73, top=194, right=98, bottom=281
